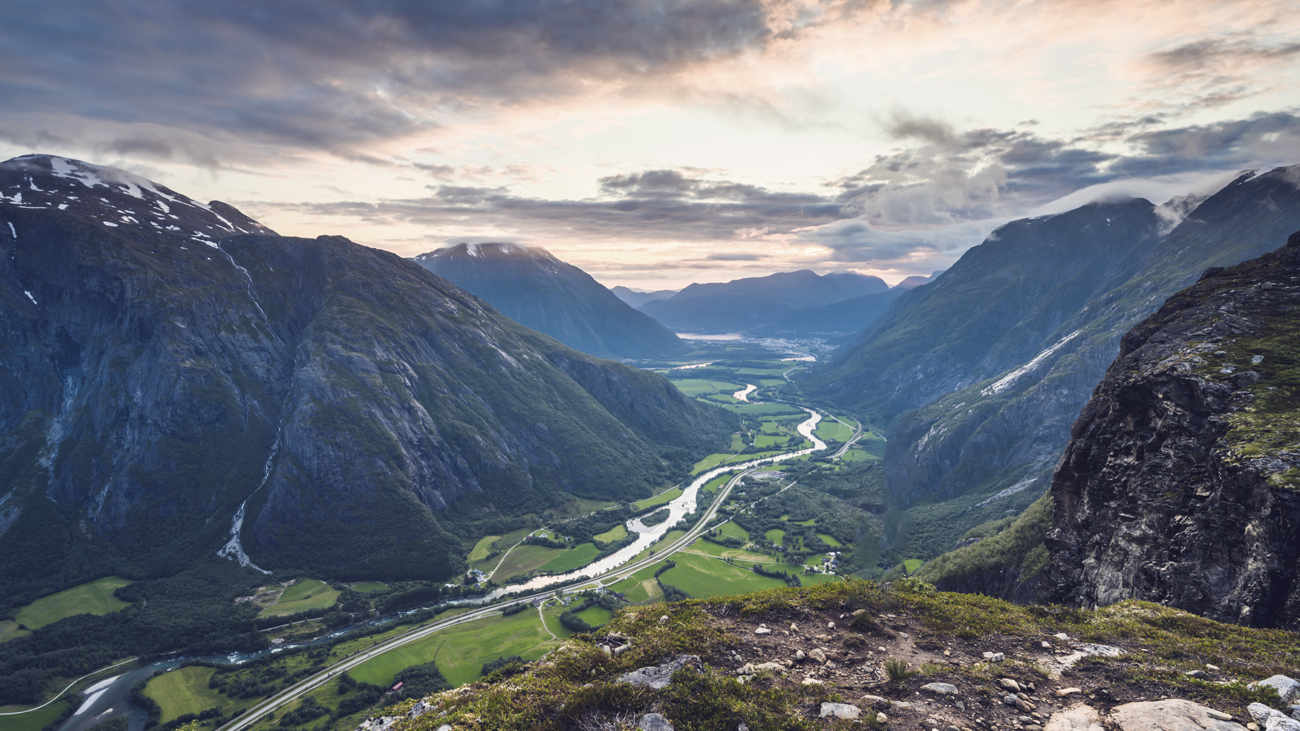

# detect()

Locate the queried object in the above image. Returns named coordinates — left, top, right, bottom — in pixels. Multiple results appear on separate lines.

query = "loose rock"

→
left=1001, top=678, right=1021, bottom=692
left=877, top=713, right=889, bottom=724
left=638, top=713, right=674, bottom=731
left=617, top=655, right=701, bottom=690
left=921, top=683, right=959, bottom=696
left=809, top=648, right=827, bottom=664
left=1057, top=688, right=1083, bottom=698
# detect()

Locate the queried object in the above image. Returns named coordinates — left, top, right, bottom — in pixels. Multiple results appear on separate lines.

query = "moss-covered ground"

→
left=375, top=580, right=1300, bottom=731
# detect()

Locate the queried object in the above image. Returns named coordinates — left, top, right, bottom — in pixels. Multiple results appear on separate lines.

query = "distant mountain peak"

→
left=412, top=243, right=687, bottom=359
left=0, top=153, right=274, bottom=242
left=419, top=242, right=553, bottom=262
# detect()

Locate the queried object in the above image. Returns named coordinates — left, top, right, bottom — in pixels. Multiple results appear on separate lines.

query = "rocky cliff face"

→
left=0, top=155, right=734, bottom=605
left=803, top=169, right=1300, bottom=563
left=1047, top=232, right=1300, bottom=629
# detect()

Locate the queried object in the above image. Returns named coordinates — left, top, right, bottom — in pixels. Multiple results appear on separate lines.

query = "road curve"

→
left=220, top=411, right=828, bottom=731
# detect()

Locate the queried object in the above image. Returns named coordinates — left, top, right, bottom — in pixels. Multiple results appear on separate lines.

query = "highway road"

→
left=220, top=418, right=823, bottom=731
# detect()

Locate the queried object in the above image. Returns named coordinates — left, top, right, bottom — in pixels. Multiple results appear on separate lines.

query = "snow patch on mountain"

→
left=982, top=330, right=1082, bottom=396
left=0, top=154, right=276, bottom=242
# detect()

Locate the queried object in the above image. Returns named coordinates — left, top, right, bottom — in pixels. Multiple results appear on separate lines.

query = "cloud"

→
left=264, top=168, right=851, bottom=244
left=1133, top=35, right=1300, bottom=113
left=0, top=0, right=790, bottom=158
left=247, top=108, right=1300, bottom=274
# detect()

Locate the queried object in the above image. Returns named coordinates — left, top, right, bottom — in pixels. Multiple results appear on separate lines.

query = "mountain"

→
left=804, top=168, right=1300, bottom=560
left=755, top=270, right=945, bottom=340
left=893, top=273, right=938, bottom=289
left=611, top=285, right=677, bottom=309
left=0, top=155, right=735, bottom=607
left=413, top=243, right=688, bottom=360
left=638, top=269, right=888, bottom=334
left=1047, top=232, right=1300, bottom=629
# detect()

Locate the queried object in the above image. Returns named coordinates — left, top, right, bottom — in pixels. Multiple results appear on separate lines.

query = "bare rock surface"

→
left=1045, top=704, right=1104, bottom=731
left=1111, top=700, right=1248, bottom=731
left=1048, top=232, right=1300, bottom=629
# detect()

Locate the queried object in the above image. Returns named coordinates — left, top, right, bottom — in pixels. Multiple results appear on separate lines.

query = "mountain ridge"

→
left=0, top=155, right=734, bottom=605
left=414, top=243, right=688, bottom=360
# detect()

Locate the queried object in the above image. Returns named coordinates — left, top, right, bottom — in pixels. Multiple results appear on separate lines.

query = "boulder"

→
left=820, top=703, right=860, bottom=720
left=809, top=648, right=827, bottom=663
left=1248, top=703, right=1300, bottom=731
left=1001, top=678, right=1021, bottom=692
left=921, top=683, right=959, bottom=696
left=1111, top=700, right=1247, bottom=731
left=617, top=655, right=701, bottom=690
left=1251, top=677, right=1300, bottom=705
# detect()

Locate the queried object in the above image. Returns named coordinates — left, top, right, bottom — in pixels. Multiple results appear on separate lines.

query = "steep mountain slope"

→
left=639, top=269, right=888, bottom=334
left=810, top=199, right=1167, bottom=420
left=0, top=155, right=734, bottom=607
left=611, top=285, right=676, bottom=309
left=804, top=169, right=1300, bottom=560
left=413, top=243, right=688, bottom=360
left=1047, top=232, right=1300, bottom=629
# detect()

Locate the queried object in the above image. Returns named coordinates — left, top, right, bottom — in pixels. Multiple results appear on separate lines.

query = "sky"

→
left=2, top=0, right=1299, bottom=288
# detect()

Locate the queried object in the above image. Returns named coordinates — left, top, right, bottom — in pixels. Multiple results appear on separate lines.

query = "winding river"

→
left=53, top=406, right=828, bottom=731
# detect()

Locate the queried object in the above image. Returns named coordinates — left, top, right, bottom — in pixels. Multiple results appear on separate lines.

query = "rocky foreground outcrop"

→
left=358, top=581, right=1300, bottom=731
left=1047, top=232, right=1300, bottom=629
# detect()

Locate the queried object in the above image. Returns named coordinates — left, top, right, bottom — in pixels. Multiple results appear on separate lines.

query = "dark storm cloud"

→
left=274, top=170, right=849, bottom=241
left=0, top=0, right=776, bottom=160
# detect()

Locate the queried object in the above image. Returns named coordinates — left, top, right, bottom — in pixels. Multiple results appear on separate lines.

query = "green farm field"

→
left=720, top=402, right=805, bottom=416
left=145, top=666, right=249, bottom=723
left=351, top=611, right=559, bottom=687
left=839, top=448, right=878, bottom=462
left=0, top=702, right=69, bottom=731
left=491, top=543, right=568, bottom=581
left=574, top=605, right=613, bottom=627
left=468, top=535, right=500, bottom=563
left=633, top=487, right=682, bottom=511
left=657, top=553, right=791, bottom=598
left=14, top=576, right=132, bottom=630
left=814, top=420, right=855, bottom=442
left=0, top=620, right=30, bottom=643
left=669, top=378, right=741, bottom=396
left=261, top=579, right=340, bottom=617
left=686, top=538, right=771, bottom=564
left=716, top=522, right=749, bottom=541
left=540, top=542, right=601, bottom=573
left=691, top=453, right=733, bottom=474
left=593, top=524, right=628, bottom=543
